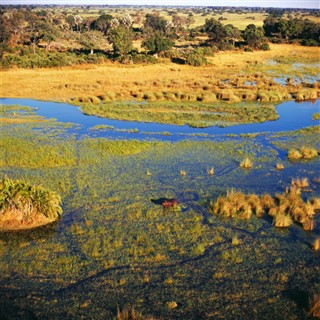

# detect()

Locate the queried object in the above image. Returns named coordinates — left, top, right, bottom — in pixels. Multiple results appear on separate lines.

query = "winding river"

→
left=1, top=98, right=319, bottom=141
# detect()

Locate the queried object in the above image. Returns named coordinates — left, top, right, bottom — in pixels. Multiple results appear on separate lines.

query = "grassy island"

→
left=0, top=177, right=62, bottom=231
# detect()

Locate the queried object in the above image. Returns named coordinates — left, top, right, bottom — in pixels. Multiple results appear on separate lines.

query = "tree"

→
left=79, top=30, right=106, bottom=54
left=243, top=24, right=266, bottom=48
left=204, top=18, right=227, bottom=44
left=142, top=33, right=174, bottom=54
left=108, top=25, right=133, bottom=57
left=120, top=14, right=133, bottom=30
left=224, top=24, right=241, bottom=46
left=37, top=21, right=60, bottom=51
left=143, top=13, right=167, bottom=36
left=91, top=14, right=113, bottom=34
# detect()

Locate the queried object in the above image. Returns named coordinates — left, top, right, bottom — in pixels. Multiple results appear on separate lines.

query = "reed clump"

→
left=210, top=185, right=319, bottom=230
left=210, top=189, right=263, bottom=219
left=291, top=177, right=309, bottom=188
left=240, top=157, right=253, bottom=169
left=0, top=177, right=62, bottom=230
left=116, top=306, right=155, bottom=320
left=287, top=147, right=318, bottom=160
left=313, top=238, right=320, bottom=251
left=276, top=163, right=284, bottom=170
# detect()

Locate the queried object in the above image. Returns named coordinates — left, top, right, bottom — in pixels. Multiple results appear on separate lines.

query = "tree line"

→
left=0, top=7, right=319, bottom=68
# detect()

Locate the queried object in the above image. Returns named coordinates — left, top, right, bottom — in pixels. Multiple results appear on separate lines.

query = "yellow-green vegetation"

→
left=240, top=157, right=253, bottom=169
left=1, top=45, right=319, bottom=106
left=0, top=177, right=62, bottom=230
left=287, top=147, right=318, bottom=160
left=77, top=100, right=278, bottom=126
left=116, top=306, right=155, bottom=320
left=276, top=163, right=284, bottom=170
left=291, top=177, right=309, bottom=188
left=210, top=189, right=263, bottom=218
left=313, top=239, right=320, bottom=251
left=210, top=185, right=319, bottom=230
left=313, top=113, right=320, bottom=121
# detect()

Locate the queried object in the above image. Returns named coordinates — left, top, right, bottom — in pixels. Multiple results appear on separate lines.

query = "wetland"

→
left=1, top=4, right=320, bottom=319
left=0, top=98, right=319, bottom=319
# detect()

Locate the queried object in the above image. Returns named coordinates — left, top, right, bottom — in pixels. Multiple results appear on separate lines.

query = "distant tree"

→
left=74, top=15, right=83, bottom=33
left=243, top=24, right=266, bottom=48
left=142, top=33, right=174, bottom=54
left=91, top=14, right=113, bottom=34
left=143, top=13, right=167, bottom=36
left=204, top=18, right=227, bottom=44
left=108, top=25, right=133, bottom=57
left=66, top=14, right=75, bottom=30
left=37, top=21, right=60, bottom=51
left=133, top=10, right=144, bottom=28
left=79, top=30, right=106, bottom=54
left=120, top=13, right=133, bottom=29
left=224, top=24, right=242, bottom=46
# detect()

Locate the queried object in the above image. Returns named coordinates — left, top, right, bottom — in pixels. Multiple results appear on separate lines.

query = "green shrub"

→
left=259, top=43, right=270, bottom=51
left=185, top=49, right=207, bottom=67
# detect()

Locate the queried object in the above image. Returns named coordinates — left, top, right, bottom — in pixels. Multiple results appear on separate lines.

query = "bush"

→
left=1, top=51, right=109, bottom=69
left=259, top=43, right=270, bottom=51
left=301, top=39, right=319, bottom=47
left=185, top=49, right=207, bottom=66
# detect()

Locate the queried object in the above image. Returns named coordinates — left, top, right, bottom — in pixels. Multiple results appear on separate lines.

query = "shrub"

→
left=302, top=39, right=319, bottom=46
left=185, top=49, right=207, bottom=67
left=259, top=43, right=270, bottom=51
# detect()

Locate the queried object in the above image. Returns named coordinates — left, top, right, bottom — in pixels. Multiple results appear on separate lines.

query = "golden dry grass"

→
left=1, top=44, right=318, bottom=103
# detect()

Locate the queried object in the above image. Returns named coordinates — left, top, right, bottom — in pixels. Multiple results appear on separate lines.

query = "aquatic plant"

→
left=291, top=177, right=309, bottom=188
left=240, top=157, right=253, bottom=169
left=0, top=177, right=62, bottom=230
left=116, top=306, right=155, bottom=320
left=312, top=113, right=320, bottom=121
left=210, top=184, right=318, bottom=231
left=273, top=212, right=293, bottom=228
left=313, top=238, right=320, bottom=251
left=276, top=163, right=284, bottom=170
left=210, top=189, right=260, bottom=219
left=287, top=147, right=318, bottom=160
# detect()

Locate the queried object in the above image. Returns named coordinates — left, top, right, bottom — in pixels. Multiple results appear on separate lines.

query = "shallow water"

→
left=1, top=98, right=319, bottom=141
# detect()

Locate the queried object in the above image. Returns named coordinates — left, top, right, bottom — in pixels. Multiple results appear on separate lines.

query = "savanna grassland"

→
left=1, top=4, right=320, bottom=320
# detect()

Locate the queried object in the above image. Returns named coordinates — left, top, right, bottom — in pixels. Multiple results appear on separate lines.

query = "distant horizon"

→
left=2, top=0, right=319, bottom=9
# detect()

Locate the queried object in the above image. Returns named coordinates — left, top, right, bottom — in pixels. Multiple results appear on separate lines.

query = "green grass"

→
left=75, top=100, right=278, bottom=127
